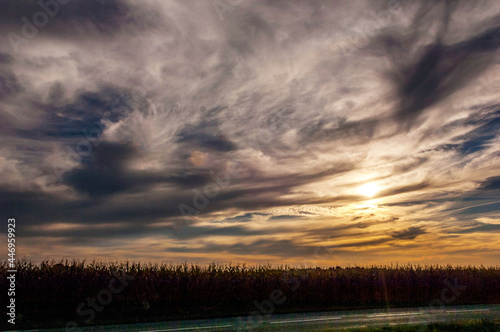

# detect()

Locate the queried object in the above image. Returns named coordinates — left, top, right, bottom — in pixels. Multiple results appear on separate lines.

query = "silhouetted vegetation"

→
left=1, top=260, right=499, bottom=330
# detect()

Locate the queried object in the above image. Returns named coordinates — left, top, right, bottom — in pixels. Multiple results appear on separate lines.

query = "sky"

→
left=1, top=0, right=499, bottom=266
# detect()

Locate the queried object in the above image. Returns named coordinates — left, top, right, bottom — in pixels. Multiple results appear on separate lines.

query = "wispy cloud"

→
left=0, top=0, right=499, bottom=266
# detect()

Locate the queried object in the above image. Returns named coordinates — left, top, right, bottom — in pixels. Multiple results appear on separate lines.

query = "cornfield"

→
left=1, top=259, right=499, bottom=330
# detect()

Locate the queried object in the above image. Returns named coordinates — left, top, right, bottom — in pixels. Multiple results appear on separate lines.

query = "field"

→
left=1, top=260, right=500, bottom=330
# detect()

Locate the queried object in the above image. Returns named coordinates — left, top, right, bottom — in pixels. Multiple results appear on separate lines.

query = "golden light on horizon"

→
left=358, top=183, right=380, bottom=198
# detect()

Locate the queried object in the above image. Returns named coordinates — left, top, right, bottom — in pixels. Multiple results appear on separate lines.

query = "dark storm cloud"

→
left=62, top=142, right=138, bottom=196
left=0, top=52, right=14, bottom=64
left=1, top=0, right=499, bottom=264
left=16, top=86, right=132, bottom=141
left=0, top=189, right=72, bottom=228
left=391, top=226, right=426, bottom=240
left=0, top=51, right=20, bottom=100
left=269, top=215, right=303, bottom=221
left=479, top=176, right=500, bottom=191
left=0, top=159, right=354, bottom=230
left=18, top=210, right=386, bottom=244
left=165, top=173, right=213, bottom=189
left=23, top=222, right=273, bottom=243
left=1, top=0, right=155, bottom=40
left=375, top=1, right=500, bottom=126
left=174, top=108, right=239, bottom=153
left=218, top=212, right=269, bottom=223
left=0, top=68, right=22, bottom=99
left=177, top=131, right=237, bottom=152
left=62, top=142, right=217, bottom=198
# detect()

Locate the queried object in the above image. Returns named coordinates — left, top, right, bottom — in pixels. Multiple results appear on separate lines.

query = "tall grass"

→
left=1, top=260, right=499, bottom=329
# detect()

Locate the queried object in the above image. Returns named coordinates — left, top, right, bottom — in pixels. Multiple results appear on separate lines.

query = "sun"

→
left=358, top=183, right=380, bottom=197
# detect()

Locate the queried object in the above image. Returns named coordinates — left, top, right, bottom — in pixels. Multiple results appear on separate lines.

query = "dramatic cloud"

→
left=1, top=0, right=499, bottom=266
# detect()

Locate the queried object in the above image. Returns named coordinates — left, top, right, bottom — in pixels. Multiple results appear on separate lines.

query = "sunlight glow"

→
left=359, top=183, right=380, bottom=197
